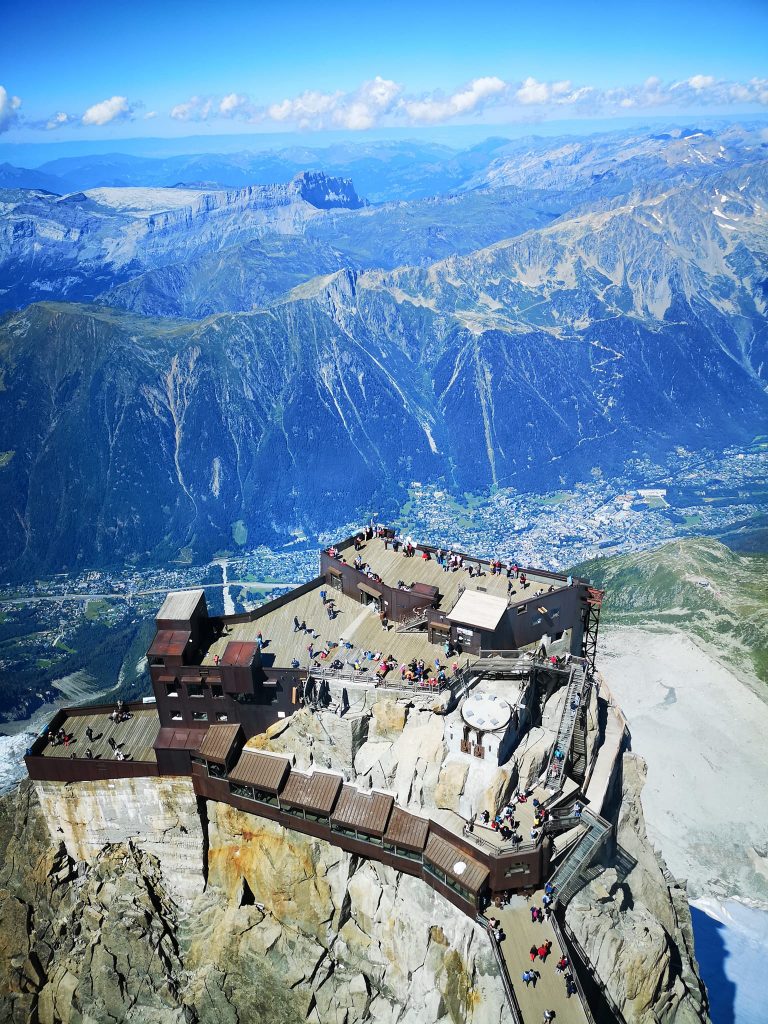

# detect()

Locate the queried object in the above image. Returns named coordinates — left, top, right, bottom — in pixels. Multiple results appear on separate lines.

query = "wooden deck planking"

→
left=488, top=894, right=589, bottom=1024
left=207, top=587, right=465, bottom=674
left=41, top=708, right=159, bottom=763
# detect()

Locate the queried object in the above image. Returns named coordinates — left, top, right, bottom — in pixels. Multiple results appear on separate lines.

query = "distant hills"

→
left=576, top=538, right=768, bottom=686
left=0, top=124, right=766, bottom=579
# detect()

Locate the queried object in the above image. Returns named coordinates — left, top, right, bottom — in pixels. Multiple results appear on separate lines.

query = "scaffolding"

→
left=581, top=588, right=604, bottom=674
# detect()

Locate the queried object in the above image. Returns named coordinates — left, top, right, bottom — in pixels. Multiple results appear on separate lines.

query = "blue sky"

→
left=2, top=0, right=767, bottom=141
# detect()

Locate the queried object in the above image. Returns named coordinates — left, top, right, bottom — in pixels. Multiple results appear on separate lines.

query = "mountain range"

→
left=0, top=123, right=766, bottom=579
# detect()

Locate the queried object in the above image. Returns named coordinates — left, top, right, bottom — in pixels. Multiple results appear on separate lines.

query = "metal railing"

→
left=477, top=916, right=524, bottom=1024
left=548, top=913, right=598, bottom=1024
left=556, top=913, right=629, bottom=1024
left=463, top=825, right=539, bottom=856
left=549, top=807, right=611, bottom=905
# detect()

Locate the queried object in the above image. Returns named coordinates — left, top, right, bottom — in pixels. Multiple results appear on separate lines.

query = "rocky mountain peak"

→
left=290, top=169, right=366, bottom=210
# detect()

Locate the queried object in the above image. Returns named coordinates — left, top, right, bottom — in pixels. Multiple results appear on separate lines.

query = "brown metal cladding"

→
left=148, top=630, right=191, bottom=658
left=331, top=786, right=394, bottom=836
left=221, top=642, right=258, bottom=667
left=357, top=581, right=382, bottom=598
left=280, top=771, right=342, bottom=815
left=198, top=724, right=242, bottom=763
left=424, top=834, right=489, bottom=894
left=229, top=749, right=290, bottom=792
left=384, top=806, right=429, bottom=852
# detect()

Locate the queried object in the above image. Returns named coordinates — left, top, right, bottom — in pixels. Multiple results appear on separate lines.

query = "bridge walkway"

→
left=485, top=893, right=590, bottom=1023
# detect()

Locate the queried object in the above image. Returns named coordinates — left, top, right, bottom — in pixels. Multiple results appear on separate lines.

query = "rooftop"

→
left=157, top=589, right=205, bottom=621
left=448, top=590, right=507, bottom=631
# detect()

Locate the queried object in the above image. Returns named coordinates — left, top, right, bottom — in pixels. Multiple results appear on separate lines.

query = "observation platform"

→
left=203, top=536, right=563, bottom=673
left=36, top=706, right=160, bottom=764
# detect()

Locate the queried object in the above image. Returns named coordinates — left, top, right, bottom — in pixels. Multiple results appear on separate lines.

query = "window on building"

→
left=517, top=604, right=527, bottom=615
left=191, top=711, right=208, bottom=722
left=187, top=684, right=204, bottom=698
left=166, top=682, right=179, bottom=697
left=170, top=709, right=182, bottom=721
left=504, top=863, right=531, bottom=877
left=150, top=657, right=164, bottom=667
left=215, top=712, right=228, bottom=722
left=211, top=685, right=223, bottom=698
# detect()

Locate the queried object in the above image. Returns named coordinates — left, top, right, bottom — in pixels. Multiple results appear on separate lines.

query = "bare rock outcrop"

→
left=565, top=752, right=709, bottom=1023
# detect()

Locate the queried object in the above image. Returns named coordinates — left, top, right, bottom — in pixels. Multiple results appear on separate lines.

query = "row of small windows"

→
left=165, top=682, right=224, bottom=698
left=169, top=710, right=229, bottom=723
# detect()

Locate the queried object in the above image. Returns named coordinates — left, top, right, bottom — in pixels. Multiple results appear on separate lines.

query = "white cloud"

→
left=45, top=112, right=70, bottom=130
left=82, top=95, right=131, bottom=126
left=688, top=74, right=716, bottom=91
left=144, top=110, right=158, bottom=120
left=402, top=76, right=506, bottom=124
left=164, top=72, right=768, bottom=133
left=170, top=96, right=215, bottom=121
left=219, top=92, right=248, bottom=116
left=0, top=85, right=22, bottom=133
left=515, top=77, right=551, bottom=105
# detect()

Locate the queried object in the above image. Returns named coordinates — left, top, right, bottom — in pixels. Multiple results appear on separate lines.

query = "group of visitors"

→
left=45, top=702, right=133, bottom=762
left=477, top=805, right=521, bottom=843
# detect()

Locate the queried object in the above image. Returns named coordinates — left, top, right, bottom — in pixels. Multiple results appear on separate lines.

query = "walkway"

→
left=487, top=893, right=589, bottom=1024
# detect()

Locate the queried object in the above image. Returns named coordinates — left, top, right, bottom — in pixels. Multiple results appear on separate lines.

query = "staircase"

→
left=395, top=607, right=431, bottom=633
left=548, top=807, right=611, bottom=905
left=544, top=664, right=588, bottom=793
left=570, top=704, right=589, bottom=782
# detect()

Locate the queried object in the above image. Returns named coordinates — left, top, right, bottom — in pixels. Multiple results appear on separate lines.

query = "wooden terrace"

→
left=37, top=706, right=160, bottom=763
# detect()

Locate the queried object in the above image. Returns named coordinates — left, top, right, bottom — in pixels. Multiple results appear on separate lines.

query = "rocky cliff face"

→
left=565, top=753, right=709, bottom=1023
left=0, top=687, right=710, bottom=1024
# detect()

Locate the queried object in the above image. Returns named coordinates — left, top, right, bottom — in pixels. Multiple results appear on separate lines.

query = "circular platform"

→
left=461, top=692, right=512, bottom=732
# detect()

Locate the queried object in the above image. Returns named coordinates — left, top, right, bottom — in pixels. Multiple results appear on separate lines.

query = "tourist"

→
left=566, top=975, right=577, bottom=998
left=293, top=616, right=300, bottom=632
left=108, top=737, right=116, bottom=750
left=538, top=940, right=551, bottom=960
left=544, top=882, right=555, bottom=896
left=530, top=906, right=538, bottom=923
left=299, top=620, right=307, bottom=633
left=85, top=747, right=93, bottom=759
left=522, top=970, right=531, bottom=986
left=291, top=659, right=300, bottom=669
left=529, top=944, right=538, bottom=962
left=555, top=955, right=569, bottom=973
left=85, top=726, right=94, bottom=741
left=543, top=1012, right=555, bottom=1022
left=256, top=631, right=264, bottom=650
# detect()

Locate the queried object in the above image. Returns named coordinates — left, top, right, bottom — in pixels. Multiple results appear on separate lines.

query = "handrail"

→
left=557, top=913, right=629, bottom=1024
left=463, top=824, right=539, bottom=856
left=549, top=912, right=598, bottom=1024
left=477, top=916, right=524, bottom=1024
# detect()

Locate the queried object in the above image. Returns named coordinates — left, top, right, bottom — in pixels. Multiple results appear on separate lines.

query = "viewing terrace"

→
left=202, top=534, right=574, bottom=675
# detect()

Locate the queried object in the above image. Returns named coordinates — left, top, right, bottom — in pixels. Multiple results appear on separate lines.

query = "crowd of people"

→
left=43, top=702, right=132, bottom=761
